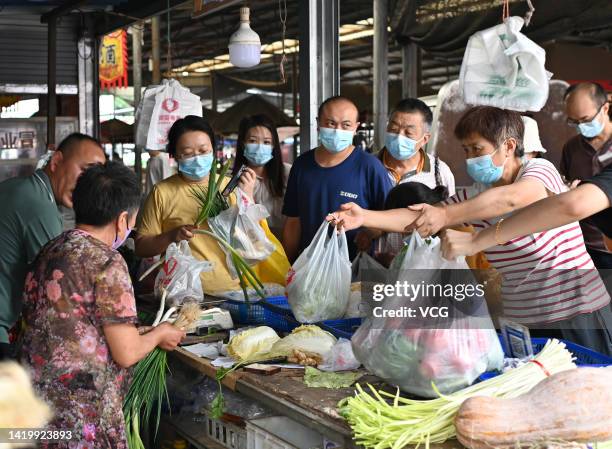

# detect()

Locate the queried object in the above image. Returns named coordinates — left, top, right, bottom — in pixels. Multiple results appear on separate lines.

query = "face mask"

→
left=244, top=143, right=273, bottom=166
left=112, top=217, right=132, bottom=250
left=385, top=133, right=422, bottom=160
left=577, top=113, right=604, bottom=139
left=178, top=153, right=214, bottom=180
left=466, top=149, right=506, bottom=185
left=319, top=127, right=354, bottom=153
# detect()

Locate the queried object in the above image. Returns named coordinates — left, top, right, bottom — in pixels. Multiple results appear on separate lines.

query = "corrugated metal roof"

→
left=0, top=10, right=78, bottom=85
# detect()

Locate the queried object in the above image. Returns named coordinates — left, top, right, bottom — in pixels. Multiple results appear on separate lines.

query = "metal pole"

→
left=211, top=71, right=217, bottom=113
left=291, top=52, right=298, bottom=119
left=402, top=42, right=418, bottom=98
left=298, top=0, right=339, bottom=153
left=47, top=17, right=57, bottom=149
left=151, top=16, right=161, bottom=84
left=132, top=24, right=143, bottom=186
left=373, top=0, right=389, bottom=151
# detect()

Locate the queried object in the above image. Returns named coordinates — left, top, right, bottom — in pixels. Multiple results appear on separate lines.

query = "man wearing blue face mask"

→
left=560, top=82, right=612, bottom=269
left=354, top=99, right=456, bottom=253
left=282, top=96, right=392, bottom=262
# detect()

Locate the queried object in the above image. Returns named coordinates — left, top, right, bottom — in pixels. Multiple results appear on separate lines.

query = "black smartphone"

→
left=222, top=164, right=247, bottom=197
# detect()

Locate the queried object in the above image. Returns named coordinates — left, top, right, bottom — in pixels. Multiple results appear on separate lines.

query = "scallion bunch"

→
left=123, top=302, right=201, bottom=449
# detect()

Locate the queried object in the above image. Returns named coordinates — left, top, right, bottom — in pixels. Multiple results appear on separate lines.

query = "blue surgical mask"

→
left=319, top=127, right=354, bottom=153
left=577, top=115, right=604, bottom=139
left=466, top=149, right=506, bottom=185
left=244, top=143, right=273, bottom=166
left=385, top=133, right=421, bottom=160
left=178, top=153, right=214, bottom=180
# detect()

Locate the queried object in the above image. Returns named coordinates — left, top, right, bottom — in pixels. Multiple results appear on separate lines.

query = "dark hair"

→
left=564, top=82, right=608, bottom=109
left=384, top=182, right=448, bottom=210
left=233, top=114, right=285, bottom=198
left=166, top=115, right=216, bottom=158
left=390, top=98, right=433, bottom=130
left=57, top=133, right=102, bottom=155
left=73, top=161, right=141, bottom=226
left=317, top=95, right=359, bottom=121
left=455, top=106, right=525, bottom=157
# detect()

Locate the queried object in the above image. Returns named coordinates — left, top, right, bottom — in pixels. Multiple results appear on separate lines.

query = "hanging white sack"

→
left=136, top=79, right=203, bottom=151
left=459, top=16, right=552, bottom=112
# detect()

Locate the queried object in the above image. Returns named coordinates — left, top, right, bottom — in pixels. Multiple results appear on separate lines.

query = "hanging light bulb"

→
left=228, top=6, right=261, bottom=68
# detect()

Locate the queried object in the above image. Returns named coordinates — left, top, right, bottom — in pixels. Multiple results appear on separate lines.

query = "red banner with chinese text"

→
left=99, top=30, right=128, bottom=89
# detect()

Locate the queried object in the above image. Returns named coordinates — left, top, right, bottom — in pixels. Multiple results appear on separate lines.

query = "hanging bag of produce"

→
left=459, top=16, right=552, bottom=112
left=352, top=233, right=504, bottom=398
left=209, top=188, right=276, bottom=278
left=286, top=221, right=351, bottom=323
left=154, top=240, right=214, bottom=306
left=137, top=79, right=203, bottom=151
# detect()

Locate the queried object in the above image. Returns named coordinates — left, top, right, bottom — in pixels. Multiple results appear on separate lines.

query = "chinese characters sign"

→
left=99, top=30, right=128, bottom=89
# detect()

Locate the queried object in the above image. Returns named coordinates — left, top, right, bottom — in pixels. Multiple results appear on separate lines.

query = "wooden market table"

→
left=169, top=348, right=466, bottom=449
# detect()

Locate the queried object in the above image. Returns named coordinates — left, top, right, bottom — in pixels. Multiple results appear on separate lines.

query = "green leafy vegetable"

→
left=303, top=367, right=362, bottom=389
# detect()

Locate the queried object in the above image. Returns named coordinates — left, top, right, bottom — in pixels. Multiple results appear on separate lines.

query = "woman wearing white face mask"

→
left=329, top=107, right=611, bottom=352
left=233, top=114, right=291, bottom=240
left=135, top=115, right=290, bottom=293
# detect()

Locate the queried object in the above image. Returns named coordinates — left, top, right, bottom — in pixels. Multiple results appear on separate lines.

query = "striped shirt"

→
left=448, top=159, right=610, bottom=325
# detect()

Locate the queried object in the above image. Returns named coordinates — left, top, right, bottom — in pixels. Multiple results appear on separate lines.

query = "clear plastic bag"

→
left=286, top=221, right=351, bottom=323
left=351, top=251, right=386, bottom=282
left=319, top=338, right=361, bottom=372
left=352, top=233, right=504, bottom=398
left=154, top=240, right=214, bottom=306
left=459, top=16, right=552, bottom=112
left=209, top=188, right=275, bottom=278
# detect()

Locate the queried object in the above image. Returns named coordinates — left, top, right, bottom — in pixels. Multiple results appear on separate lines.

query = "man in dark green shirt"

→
left=0, top=133, right=105, bottom=358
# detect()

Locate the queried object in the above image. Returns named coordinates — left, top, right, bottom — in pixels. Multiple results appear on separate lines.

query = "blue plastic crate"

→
left=260, top=297, right=363, bottom=337
left=261, top=297, right=301, bottom=332
left=220, top=296, right=287, bottom=325
left=319, top=318, right=363, bottom=339
left=479, top=336, right=612, bottom=381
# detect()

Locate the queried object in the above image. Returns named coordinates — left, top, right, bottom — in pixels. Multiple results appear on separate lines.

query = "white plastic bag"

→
left=459, top=16, right=552, bottom=112
left=286, top=221, right=351, bottom=323
left=209, top=188, right=275, bottom=278
left=154, top=240, right=214, bottom=306
left=352, top=233, right=504, bottom=398
left=319, top=338, right=361, bottom=372
left=137, top=79, right=203, bottom=151
left=351, top=251, right=386, bottom=282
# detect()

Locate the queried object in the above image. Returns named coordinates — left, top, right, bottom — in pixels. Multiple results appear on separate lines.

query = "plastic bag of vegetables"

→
left=352, top=233, right=504, bottom=398
left=154, top=240, right=214, bottom=306
left=209, top=188, right=275, bottom=278
left=287, top=221, right=351, bottom=323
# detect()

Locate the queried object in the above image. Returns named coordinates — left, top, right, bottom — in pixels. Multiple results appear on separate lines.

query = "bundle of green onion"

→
left=190, top=158, right=265, bottom=301
left=123, top=302, right=201, bottom=449
left=339, top=339, right=576, bottom=449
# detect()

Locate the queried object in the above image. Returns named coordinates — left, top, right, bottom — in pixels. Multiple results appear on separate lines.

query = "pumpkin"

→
left=455, top=367, right=612, bottom=449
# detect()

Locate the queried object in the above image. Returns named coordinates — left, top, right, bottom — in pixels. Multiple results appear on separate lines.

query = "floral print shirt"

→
left=20, top=229, right=137, bottom=449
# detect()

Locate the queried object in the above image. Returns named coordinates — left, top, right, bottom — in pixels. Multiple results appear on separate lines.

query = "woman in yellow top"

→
left=135, top=115, right=289, bottom=294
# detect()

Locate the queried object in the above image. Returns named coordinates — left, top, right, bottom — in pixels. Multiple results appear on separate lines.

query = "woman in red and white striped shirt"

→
left=329, top=106, right=611, bottom=354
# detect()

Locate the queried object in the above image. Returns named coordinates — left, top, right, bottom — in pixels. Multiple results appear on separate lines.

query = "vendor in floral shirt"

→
left=19, top=162, right=186, bottom=448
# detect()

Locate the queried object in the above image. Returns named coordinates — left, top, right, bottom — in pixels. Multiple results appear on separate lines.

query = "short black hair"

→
left=317, top=95, right=359, bottom=121
left=455, top=106, right=525, bottom=157
left=166, top=115, right=216, bottom=158
left=390, top=98, right=433, bottom=130
left=73, top=162, right=141, bottom=227
left=384, top=182, right=448, bottom=210
left=564, top=82, right=608, bottom=109
left=57, top=133, right=102, bottom=156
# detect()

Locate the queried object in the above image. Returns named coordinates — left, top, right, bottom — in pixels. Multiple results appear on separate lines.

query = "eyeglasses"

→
left=566, top=103, right=605, bottom=127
